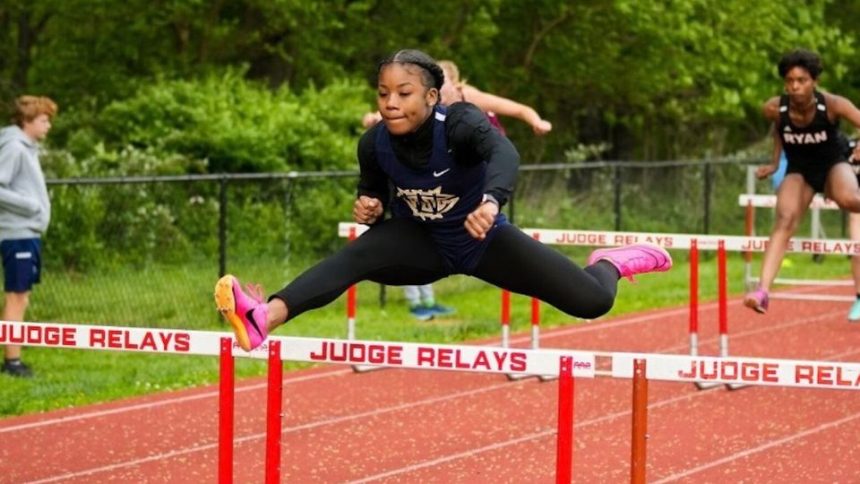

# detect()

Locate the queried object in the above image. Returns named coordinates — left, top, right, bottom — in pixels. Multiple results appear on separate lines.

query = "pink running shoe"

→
left=743, top=287, right=769, bottom=314
left=587, top=244, right=673, bottom=282
left=214, top=275, right=269, bottom=351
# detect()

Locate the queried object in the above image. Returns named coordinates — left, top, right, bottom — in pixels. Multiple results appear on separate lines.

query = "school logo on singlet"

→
left=783, top=130, right=828, bottom=145
left=396, top=186, right=459, bottom=220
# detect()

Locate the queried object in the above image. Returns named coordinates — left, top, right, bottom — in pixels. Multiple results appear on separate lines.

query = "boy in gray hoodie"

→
left=0, top=95, right=56, bottom=378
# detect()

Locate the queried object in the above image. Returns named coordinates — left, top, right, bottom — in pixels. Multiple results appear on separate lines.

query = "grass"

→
left=0, top=248, right=853, bottom=417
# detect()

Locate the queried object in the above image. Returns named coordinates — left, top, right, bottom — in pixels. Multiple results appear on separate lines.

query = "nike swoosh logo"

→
left=245, top=310, right=264, bottom=337
left=433, top=169, right=451, bottom=177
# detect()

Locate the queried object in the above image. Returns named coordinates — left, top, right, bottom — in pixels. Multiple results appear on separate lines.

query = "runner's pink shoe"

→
left=743, top=286, right=769, bottom=314
left=214, top=275, right=269, bottom=351
left=587, top=244, right=673, bottom=281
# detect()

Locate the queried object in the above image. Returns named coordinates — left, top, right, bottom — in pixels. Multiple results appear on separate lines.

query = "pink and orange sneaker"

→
left=214, top=275, right=269, bottom=351
left=587, top=244, right=673, bottom=281
left=743, top=286, right=769, bottom=314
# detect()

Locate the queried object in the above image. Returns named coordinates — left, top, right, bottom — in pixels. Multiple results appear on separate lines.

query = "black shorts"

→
left=786, top=160, right=848, bottom=193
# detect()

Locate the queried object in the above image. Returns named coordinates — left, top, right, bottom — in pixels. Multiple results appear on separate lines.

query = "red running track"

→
left=1, top=286, right=859, bottom=483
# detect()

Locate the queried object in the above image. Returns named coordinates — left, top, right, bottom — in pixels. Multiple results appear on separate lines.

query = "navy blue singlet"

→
left=374, top=105, right=507, bottom=274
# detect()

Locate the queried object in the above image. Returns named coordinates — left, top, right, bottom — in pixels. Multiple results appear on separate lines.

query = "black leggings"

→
left=274, top=218, right=618, bottom=321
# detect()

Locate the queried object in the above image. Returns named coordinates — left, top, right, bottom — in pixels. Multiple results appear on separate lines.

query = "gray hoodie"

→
left=0, top=125, right=51, bottom=240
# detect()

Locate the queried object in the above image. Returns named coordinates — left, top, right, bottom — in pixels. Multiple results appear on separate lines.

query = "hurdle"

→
left=520, top=228, right=860, bottom=389
left=739, top=190, right=855, bottom=303
left=0, top=320, right=593, bottom=483
left=505, top=231, right=549, bottom=381
left=337, top=223, right=548, bottom=381
left=340, top=225, right=381, bottom=374
left=338, top=223, right=859, bottom=386
left=742, top=163, right=854, bottom=298
left=6, top=320, right=860, bottom=482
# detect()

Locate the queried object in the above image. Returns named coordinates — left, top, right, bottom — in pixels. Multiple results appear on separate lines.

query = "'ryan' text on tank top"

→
left=783, top=130, right=828, bottom=144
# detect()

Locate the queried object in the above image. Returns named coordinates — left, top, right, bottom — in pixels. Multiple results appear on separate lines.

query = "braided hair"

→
left=377, top=49, right=445, bottom=92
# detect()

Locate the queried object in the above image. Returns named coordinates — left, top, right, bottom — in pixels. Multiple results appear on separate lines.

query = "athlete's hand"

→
left=532, top=119, right=553, bottom=136
left=754, top=164, right=777, bottom=180
left=465, top=201, right=499, bottom=240
left=353, top=196, right=383, bottom=225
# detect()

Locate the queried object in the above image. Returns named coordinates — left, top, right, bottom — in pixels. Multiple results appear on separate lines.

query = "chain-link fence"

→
left=34, top=158, right=845, bottom=328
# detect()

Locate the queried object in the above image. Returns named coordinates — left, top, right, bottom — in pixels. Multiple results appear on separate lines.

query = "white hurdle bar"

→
left=739, top=192, right=855, bottom=302
left=338, top=223, right=860, bottom=255
left=7, top=318, right=860, bottom=391
left=4, top=320, right=859, bottom=391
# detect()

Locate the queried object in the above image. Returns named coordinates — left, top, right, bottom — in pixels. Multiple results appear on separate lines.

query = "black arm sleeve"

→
left=356, top=125, right=390, bottom=209
left=446, top=103, right=520, bottom=207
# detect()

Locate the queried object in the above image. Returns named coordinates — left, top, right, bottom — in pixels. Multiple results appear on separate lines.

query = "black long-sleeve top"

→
left=356, top=102, right=519, bottom=210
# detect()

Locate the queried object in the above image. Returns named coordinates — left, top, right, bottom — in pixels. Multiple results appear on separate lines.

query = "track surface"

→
left=2, top=285, right=859, bottom=483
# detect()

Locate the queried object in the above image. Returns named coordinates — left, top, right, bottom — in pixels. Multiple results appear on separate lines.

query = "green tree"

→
left=2, top=0, right=858, bottom=165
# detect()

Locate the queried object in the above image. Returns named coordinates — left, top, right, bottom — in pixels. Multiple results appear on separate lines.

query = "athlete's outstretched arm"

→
left=460, top=85, right=552, bottom=135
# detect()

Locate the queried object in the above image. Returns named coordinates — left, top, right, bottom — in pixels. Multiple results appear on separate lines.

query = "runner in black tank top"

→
left=778, top=90, right=843, bottom=192
left=212, top=49, right=672, bottom=353
left=744, top=49, right=860, bottom=315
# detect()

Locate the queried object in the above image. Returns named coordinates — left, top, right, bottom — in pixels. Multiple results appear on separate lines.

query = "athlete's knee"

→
left=831, top=193, right=860, bottom=212
left=773, top=210, right=801, bottom=232
left=570, top=292, right=615, bottom=319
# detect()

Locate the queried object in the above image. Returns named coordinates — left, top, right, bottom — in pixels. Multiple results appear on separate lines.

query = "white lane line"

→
left=0, top=368, right=353, bottom=434
left=347, top=389, right=719, bottom=483
left=347, top=346, right=860, bottom=483
left=27, top=381, right=523, bottom=483
left=652, top=412, right=860, bottom=483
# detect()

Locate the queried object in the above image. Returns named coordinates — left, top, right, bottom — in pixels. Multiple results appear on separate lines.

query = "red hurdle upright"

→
left=630, top=358, right=648, bottom=484
left=346, top=227, right=358, bottom=341
left=688, top=239, right=736, bottom=390
left=555, top=356, right=575, bottom=483
left=500, top=289, right=511, bottom=346
left=688, top=239, right=729, bottom=358
left=218, top=339, right=284, bottom=484
left=266, top=340, right=283, bottom=484
left=218, top=338, right=234, bottom=483
left=688, top=240, right=699, bottom=356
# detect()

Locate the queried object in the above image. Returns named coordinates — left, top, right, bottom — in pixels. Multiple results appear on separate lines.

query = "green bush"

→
left=38, top=69, right=375, bottom=270
left=89, top=69, right=370, bottom=173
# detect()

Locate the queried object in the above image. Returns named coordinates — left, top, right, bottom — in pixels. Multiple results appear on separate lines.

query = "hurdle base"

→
left=351, top=364, right=386, bottom=373
left=538, top=374, right=558, bottom=382
left=506, top=372, right=538, bottom=381
left=694, top=381, right=722, bottom=390
left=725, top=382, right=748, bottom=391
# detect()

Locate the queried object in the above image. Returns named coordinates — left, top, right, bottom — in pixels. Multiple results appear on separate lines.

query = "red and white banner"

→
left=338, top=222, right=860, bottom=255
left=612, top=353, right=860, bottom=391
left=0, top=321, right=222, bottom=355
left=273, top=337, right=596, bottom=377
left=7, top=320, right=858, bottom=389
left=0, top=321, right=595, bottom=377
